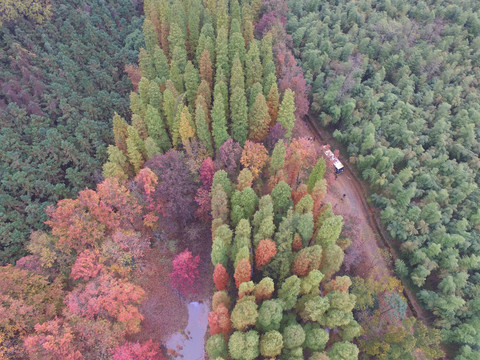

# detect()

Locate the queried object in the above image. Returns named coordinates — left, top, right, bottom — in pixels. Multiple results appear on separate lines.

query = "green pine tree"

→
left=249, top=92, right=271, bottom=141
left=212, top=92, right=230, bottom=150
left=145, top=105, right=171, bottom=152
left=230, top=86, right=249, bottom=145
left=278, top=89, right=296, bottom=139
left=184, top=60, right=200, bottom=109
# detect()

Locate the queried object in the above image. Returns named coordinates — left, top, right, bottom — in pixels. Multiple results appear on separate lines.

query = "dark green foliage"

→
left=0, top=0, right=142, bottom=263
left=288, top=0, right=480, bottom=354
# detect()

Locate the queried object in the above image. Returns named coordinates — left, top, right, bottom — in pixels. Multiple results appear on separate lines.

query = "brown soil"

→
left=293, top=117, right=430, bottom=324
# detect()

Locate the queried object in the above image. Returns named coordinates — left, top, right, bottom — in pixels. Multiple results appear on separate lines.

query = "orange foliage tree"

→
left=234, top=258, right=251, bottom=288
left=255, top=239, right=277, bottom=268
left=240, top=140, right=269, bottom=178
left=213, top=263, right=230, bottom=291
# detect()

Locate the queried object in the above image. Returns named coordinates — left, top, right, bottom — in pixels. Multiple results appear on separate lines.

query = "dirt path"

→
left=293, top=117, right=430, bottom=324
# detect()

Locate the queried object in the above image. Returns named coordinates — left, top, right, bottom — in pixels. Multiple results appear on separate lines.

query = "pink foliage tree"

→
left=112, top=339, right=165, bottom=360
left=169, top=249, right=200, bottom=296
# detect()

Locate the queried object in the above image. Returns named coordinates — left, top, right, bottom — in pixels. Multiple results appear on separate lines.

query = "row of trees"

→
left=286, top=0, right=480, bottom=358
left=0, top=0, right=144, bottom=264
left=103, top=0, right=301, bottom=182
left=205, top=137, right=362, bottom=360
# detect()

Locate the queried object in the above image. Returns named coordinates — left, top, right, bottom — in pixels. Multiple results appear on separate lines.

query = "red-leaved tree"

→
left=213, top=263, right=230, bottom=291
left=111, top=339, right=164, bottom=360
left=255, top=239, right=277, bottom=268
left=169, top=249, right=200, bottom=296
left=234, top=258, right=251, bottom=289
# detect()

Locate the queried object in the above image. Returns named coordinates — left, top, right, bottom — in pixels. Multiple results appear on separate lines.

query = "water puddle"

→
left=165, top=301, right=209, bottom=359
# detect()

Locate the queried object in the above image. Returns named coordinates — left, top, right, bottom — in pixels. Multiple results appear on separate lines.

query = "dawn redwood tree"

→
left=213, top=263, right=230, bottom=291
left=248, top=92, right=271, bottom=141
left=169, top=249, right=200, bottom=296
left=234, top=258, right=252, bottom=288
left=255, top=238, right=277, bottom=268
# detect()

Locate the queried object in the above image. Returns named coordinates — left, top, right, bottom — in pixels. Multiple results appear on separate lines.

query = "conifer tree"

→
left=246, top=40, right=262, bottom=88
left=260, top=32, right=273, bottom=68
left=230, top=86, right=249, bottom=145
left=278, top=89, right=296, bottom=139
left=248, top=82, right=263, bottom=110
left=196, top=23, right=216, bottom=66
left=126, top=126, right=145, bottom=173
left=132, top=114, right=148, bottom=140
left=142, top=18, right=157, bottom=55
left=184, top=61, right=199, bottom=109
left=169, top=60, right=184, bottom=93
left=249, top=92, right=271, bottom=141
left=168, top=22, right=187, bottom=71
left=171, top=105, right=183, bottom=147
left=139, top=48, right=155, bottom=80
left=242, top=5, right=254, bottom=46
left=187, top=2, right=201, bottom=57
left=112, top=113, right=129, bottom=153
left=163, top=88, right=176, bottom=137
left=179, top=105, right=195, bottom=148
left=308, top=159, right=327, bottom=193
left=103, top=145, right=129, bottom=181
left=130, top=92, right=146, bottom=118
left=197, top=79, right=212, bottom=110
left=216, top=26, right=230, bottom=80
left=149, top=81, right=162, bottom=111
left=215, top=71, right=229, bottom=118
left=269, top=139, right=286, bottom=175
left=211, top=92, right=229, bottom=150
left=216, top=0, right=228, bottom=31
left=145, top=105, right=171, bottom=152
left=144, top=137, right=161, bottom=159
left=266, top=83, right=280, bottom=124
left=229, top=24, right=246, bottom=66
left=230, top=57, right=245, bottom=91
left=200, top=49, right=214, bottom=89
left=138, top=77, right=150, bottom=106
left=230, top=0, right=241, bottom=24
left=195, top=97, right=213, bottom=154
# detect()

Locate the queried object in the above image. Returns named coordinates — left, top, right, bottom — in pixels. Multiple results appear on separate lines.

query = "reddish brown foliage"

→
left=213, top=263, right=230, bottom=291
left=66, top=273, right=145, bottom=334
left=255, top=239, right=277, bottom=268
left=292, top=233, right=303, bottom=251
left=46, top=178, right=144, bottom=253
left=169, top=249, right=200, bottom=296
left=199, top=157, right=215, bottom=189
left=70, top=249, right=104, bottom=281
left=199, top=49, right=213, bottom=89
left=292, top=184, right=308, bottom=205
left=234, top=259, right=251, bottom=289
left=124, top=64, right=141, bottom=91
left=208, top=303, right=232, bottom=336
left=284, top=138, right=317, bottom=187
left=112, top=339, right=164, bottom=360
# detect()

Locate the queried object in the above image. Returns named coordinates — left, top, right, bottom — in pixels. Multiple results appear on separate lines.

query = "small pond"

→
left=165, top=301, right=209, bottom=359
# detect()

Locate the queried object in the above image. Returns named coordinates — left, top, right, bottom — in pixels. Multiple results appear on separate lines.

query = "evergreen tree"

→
left=200, top=49, right=214, bottom=89
left=142, top=18, right=157, bottom=55
left=126, top=126, right=145, bottom=173
left=278, top=89, right=296, bottom=139
left=169, top=60, right=184, bottom=93
left=196, top=23, right=216, bottom=66
left=230, top=57, right=245, bottom=91
left=195, top=97, right=213, bottom=154
left=139, top=48, right=155, bottom=80
left=163, top=88, right=176, bottom=137
left=216, top=26, right=230, bottom=81
left=229, top=24, right=246, bottom=66
left=112, top=113, right=129, bottom=153
left=230, top=86, right=249, bottom=145
left=212, top=92, right=229, bottom=150
left=149, top=81, right=162, bottom=111
left=248, top=92, right=271, bottom=141
left=266, top=83, right=280, bottom=124
left=145, top=105, right=171, bottom=152
left=179, top=105, right=195, bottom=148
left=184, top=61, right=199, bottom=109
left=246, top=40, right=263, bottom=88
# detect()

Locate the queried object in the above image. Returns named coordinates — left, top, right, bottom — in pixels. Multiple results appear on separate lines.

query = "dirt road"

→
left=293, top=117, right=430, bottom=323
